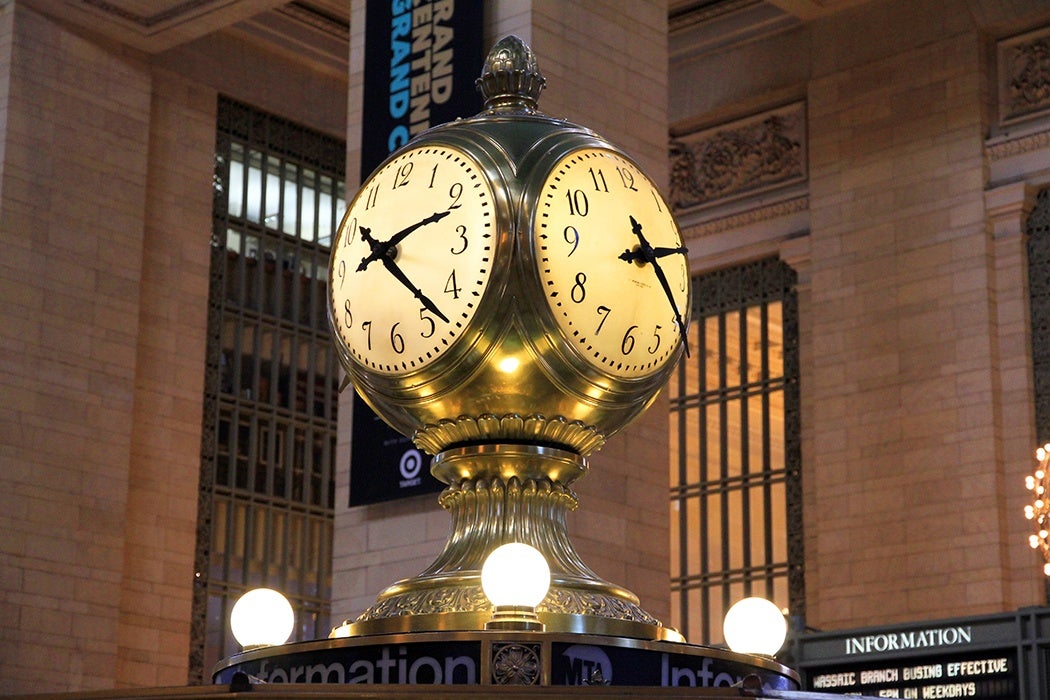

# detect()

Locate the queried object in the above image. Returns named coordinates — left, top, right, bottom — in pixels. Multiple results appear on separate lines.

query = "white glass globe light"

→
left=230, top=588, right=295, bottom=649
left=480, top=542, right=551, bottom=608
left=723, top=597, right=787, bottom=656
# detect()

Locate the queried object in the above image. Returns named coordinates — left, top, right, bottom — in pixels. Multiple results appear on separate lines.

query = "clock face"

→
left=330, top=145, right=496, bottom=374
left=534, top=148, right=690, bottom=379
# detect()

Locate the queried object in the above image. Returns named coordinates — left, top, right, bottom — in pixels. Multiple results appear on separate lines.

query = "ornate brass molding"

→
left=414, top=413, right=606, bottom=456
left=338, top=445, right=680, bottom=641
left=354, top=584, right=662, bottom=628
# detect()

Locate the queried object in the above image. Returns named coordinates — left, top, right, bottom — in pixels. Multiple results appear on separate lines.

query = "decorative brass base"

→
left=334, top=444, right=682, bottom=643
left=413, top=414, right=606, bottom=457
left=486, top=605, right=544, bottom=631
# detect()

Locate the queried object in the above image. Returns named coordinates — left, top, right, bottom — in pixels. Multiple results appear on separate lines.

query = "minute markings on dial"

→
left=535, top=149, right=687, bottom=376
left=333, top=145, right=495, bottom=373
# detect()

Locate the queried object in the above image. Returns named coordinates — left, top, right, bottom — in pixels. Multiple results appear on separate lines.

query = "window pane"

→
left=194, top=97, right=344, bottom=681
left=669, top=259, right=801, bottom=645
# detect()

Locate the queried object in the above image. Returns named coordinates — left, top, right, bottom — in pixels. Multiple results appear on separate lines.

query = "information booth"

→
left=794, top=608, right=1050, bottom=698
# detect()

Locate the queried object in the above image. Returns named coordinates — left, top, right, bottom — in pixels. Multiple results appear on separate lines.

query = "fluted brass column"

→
left=339, top=443, right=681, bottom=641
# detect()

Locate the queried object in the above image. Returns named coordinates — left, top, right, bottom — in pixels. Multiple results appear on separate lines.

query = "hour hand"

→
left=619, top=245, right=689, bottom=263
left=618, top=215, right=689, bottom=264
left=356, top=226, right=381, bottom=271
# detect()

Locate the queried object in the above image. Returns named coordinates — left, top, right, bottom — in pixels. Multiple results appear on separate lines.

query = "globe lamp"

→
left=722, top=597, right=787, bottom=657
left=230, top=588, right=295, bottom=650
left=481, top=542, right=550, bottom=631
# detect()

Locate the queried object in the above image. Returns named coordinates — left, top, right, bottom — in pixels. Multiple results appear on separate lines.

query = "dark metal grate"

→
left=189, top=96, right=345, bottom=682
left=1028, top=188, right=1050, bottom=445
left=669, top=257, right=803, bottom=644
left=1027, top=188, right=1050, bottom=607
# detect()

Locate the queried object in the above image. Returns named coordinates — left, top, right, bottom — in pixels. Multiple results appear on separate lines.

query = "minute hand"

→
left=620, top=215, right=691, bottom=358
left=377, top=254, right=450, bottom=324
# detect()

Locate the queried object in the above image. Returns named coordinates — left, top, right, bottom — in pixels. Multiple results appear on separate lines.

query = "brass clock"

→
left=329, top=35, right=694, bottom=643
left=533, top=147, right=689, bottom=379
left=329, top=144, right=498, bottom=375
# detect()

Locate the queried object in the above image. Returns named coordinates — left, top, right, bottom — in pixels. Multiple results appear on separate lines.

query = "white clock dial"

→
left=535, top=148, right=690, bottom=379
left=330, top=145, right=496, bottom=374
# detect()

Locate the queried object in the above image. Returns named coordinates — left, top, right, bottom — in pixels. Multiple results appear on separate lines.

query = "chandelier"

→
left=1024, top=443, right=1050, bottom=575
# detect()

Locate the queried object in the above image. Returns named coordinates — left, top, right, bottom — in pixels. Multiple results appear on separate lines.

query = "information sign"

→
left=796, top=613, right=1037, bottom=699
left=550, top=642, right=797, bottom=689
left=807, top=650, right=1017, bottom=698
left=213, top=640, right=482, bottom=685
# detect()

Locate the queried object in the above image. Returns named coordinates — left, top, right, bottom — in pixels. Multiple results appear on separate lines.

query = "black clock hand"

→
left=618, top=215, right=689, bottom=263
left=357, top=225, right=379, bottom=265
left=387, top=209, right=451, bottom=248
left=619, top=215, right=691, bottom=357
left=357, top=211, right=451, bottom=271
left=377, top=254, right=451, bottom=324
left=647, top=252, right=691, bottom=358
left=618, top=245, right=688, bottom=263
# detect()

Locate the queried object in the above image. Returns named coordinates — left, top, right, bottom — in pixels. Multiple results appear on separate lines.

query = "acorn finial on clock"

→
left=475, top=34, right=546, bottom=113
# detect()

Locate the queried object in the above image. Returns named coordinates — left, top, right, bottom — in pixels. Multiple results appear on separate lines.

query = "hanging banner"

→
left=349, top=398, right=441, bottom=506
left=350, top=0, right=485, bottom=506
left=360, top=0, right=485, bottom=181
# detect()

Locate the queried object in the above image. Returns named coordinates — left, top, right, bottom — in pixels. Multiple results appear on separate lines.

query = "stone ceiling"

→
left=20, top=0, right=882, bottom=79
left=22, top=0, right=350, bottom=58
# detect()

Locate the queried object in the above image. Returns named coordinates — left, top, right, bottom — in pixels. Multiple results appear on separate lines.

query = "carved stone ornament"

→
left=688, top=196, right=809, bottom=239
left=669, top=102, right=806, bottom=211
left=999, top=26, right=1050, bottom=125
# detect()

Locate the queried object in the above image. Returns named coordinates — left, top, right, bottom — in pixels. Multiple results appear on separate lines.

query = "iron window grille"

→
left=190, top=96, right=346, bottom=681
left=669, top=257, right=803, bottom=645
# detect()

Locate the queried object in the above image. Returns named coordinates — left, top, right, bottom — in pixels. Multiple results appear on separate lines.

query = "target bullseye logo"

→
left=399, top=448, right=424, bottom=487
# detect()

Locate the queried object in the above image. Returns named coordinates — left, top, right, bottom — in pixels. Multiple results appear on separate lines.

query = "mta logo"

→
left=560, top=645, right=612, bottom=685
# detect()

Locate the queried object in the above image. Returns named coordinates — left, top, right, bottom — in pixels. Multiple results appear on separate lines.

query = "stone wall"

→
left=0, top=3, right=347, bottom=691
left=669, top=0, right=1050, bottom=631
left=0, top=5, right=154, bottom=688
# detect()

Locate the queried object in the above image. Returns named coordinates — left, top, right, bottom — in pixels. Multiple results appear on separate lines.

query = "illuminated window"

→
left=669, top=258, right=803, bottom=644
left=191, top=97, right=346, bottom=680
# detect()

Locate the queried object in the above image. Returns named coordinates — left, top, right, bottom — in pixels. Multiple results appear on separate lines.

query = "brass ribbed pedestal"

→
left=334, top=444, right=682, bottom=642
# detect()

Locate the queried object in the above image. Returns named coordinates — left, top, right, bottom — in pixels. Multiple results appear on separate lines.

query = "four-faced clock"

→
left=533, top=147, right=690, bottom=379
left=329, top=145, right=496, bottom=374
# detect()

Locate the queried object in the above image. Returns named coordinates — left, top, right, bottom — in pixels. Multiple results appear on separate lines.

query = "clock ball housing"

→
left=329, top=53, right=690, bottom=458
